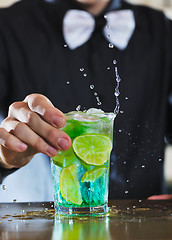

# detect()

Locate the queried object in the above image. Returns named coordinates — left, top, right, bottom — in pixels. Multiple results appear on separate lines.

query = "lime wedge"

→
left=52, top=146, right=76, bottom=168
left=73, top=134, right=112, bottom=166
left=59, top=164, right=82, bottom=205
left=81, top=167, right=107, bottom=182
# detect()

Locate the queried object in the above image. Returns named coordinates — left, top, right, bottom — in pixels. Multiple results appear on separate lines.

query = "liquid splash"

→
left=114, top=64, right=121, bottom=115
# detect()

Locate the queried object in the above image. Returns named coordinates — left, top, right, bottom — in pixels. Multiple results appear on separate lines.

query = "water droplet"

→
left=109, top=43, right=114, bottom=48
left=104, top=15, right=107, bottom=19
left=119, top=129, right=122, bottom=132
left=124, top=161, right=126, bottom=165
left=94, top=92, right=98, bottom=96
left=107, top=67, right=110, bottom=70
left=44, top=208, right=48, bottom=211
left=116, top=76, right=121, bottom=83
left=159, top=158, right=162, bottom=162
left=107, top=34, right=111, bottom=38
left=106, top=25, right=110, bottom=29
left=66, top=81, right=70, bottom=84
left=90, top=85, right=94, bottom=90
left=125, top=191, right=129, bottom=194
left=120, top=110, right=124, bottom=114
left=114, top=91, right=120, bottom=97
left=80, top=68, right=84, bottom=72
left=97, top=102, right=102, bottom=106
left=138, top=200, right=142, bottom=203
left=64, top=44, right=68, bottom=48
left=125, top=97, right=129, bottom=100
left=1, top=185, right=6, bottom=190
left=13, top=199, right=17, bottom=202
left=142, top=165, right=145, bottom=168
left=126, top=180, right=129, bottom=183
left=76, top=105, right=81, bottom=111
left=113, top=60, right=117, bottom=64
left=83, top=73, right=87, bottom=77
left=133, top=206, right=136, bottom=209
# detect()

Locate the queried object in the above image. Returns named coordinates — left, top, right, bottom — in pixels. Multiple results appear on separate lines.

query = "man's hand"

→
left=148, top=194, right=172, bottom=200
left=0, top=94, right=71, bottom=169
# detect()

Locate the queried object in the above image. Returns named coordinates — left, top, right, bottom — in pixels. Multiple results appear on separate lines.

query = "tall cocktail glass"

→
left=51, top=109, right=115, bottom=216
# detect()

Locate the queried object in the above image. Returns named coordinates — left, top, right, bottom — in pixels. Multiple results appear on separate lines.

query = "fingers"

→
left=7, top=100, right=71, bottom=152
left=148, top=194, right=172, bottom=200
left=1, top=119, right=59, bottom=156
left=0, top=127, right=28, bottom=152
left=23, top=94, right=66, bottom=128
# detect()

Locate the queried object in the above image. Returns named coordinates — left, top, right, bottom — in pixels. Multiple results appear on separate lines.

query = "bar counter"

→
left=0, top=200, right=172, bottom=240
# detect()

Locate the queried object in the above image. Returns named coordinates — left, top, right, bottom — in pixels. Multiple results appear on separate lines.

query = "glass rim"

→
left=64, top=110, right=116, bottom=117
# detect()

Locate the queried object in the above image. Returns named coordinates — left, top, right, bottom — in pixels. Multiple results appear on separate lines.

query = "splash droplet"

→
left=116, top=76, right=121, bottom=83
left=66, top=81, right=70, bottom=84
left=113, top=60, right=117, bottom=65
left=109, top=43, right=114, bottom=48
left=64, top=44, right=68, bottom=48
left=1, top=185, right=6, bottom=190
left=80, top=68, right=84, bottom=72
left=90, top=85, right=94, bottom=90
left=114, top=88, right=120, bottom=97
left=83, top=73, right=87, bottom=77
left=76, top=105, right=81, bottom=111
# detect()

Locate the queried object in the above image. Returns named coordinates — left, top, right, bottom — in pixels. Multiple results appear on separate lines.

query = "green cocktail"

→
left=51, top=108, right=115, bottom=216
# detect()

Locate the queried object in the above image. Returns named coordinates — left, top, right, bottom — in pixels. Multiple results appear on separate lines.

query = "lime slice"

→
left=81, top=167, right=107, bottom=182
left=59, top=164, right=82, bottom=205
left=73, top=134, right=112, bottom=166
left=52, top=146, right=76, bottom=168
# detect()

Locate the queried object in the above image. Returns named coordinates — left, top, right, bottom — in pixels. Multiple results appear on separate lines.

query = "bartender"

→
left=0, top=0, right=172, bottom=201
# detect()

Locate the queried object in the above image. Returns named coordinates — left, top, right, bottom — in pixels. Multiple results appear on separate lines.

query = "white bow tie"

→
left=63, top=9, right=135, bottom=50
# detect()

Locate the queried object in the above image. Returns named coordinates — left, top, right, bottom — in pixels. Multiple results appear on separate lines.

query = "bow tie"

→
left=63, top=9, right=135, bottom=50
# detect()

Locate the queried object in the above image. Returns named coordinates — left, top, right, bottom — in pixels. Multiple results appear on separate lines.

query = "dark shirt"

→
left=0, top=0, right=172, bottom=199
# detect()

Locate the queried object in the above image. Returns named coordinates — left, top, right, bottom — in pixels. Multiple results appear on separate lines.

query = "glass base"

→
left=55, top=204, right=109, bottom=217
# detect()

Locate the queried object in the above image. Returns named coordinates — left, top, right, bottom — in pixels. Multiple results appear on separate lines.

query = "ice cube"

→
left=86, top=108, right=105, bottom=115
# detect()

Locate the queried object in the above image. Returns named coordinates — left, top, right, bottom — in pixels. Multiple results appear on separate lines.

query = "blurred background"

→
left=0, top=0, right=172, bottom=193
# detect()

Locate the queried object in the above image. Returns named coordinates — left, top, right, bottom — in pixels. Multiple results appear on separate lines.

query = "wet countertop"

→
left=0, top=200, right=172, bottom=240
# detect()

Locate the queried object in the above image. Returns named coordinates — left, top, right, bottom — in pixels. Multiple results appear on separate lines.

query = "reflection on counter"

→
left=52, top=217, right=111, bottom=240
